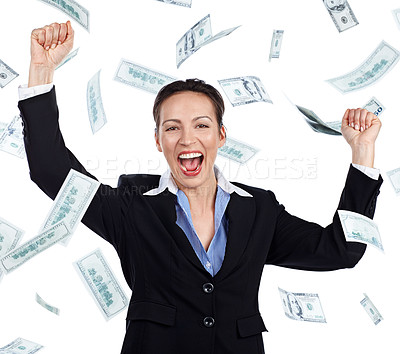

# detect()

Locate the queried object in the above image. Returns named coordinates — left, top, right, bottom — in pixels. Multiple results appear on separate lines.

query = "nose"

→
left=179, top=127, right=196, bottom=146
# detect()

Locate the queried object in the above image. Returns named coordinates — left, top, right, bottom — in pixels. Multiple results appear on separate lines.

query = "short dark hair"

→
left=153, top=79, right=225, bottom=133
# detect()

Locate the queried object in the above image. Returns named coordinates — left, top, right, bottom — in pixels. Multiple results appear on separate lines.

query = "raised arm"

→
left=18, top=22, right=125, bottom=249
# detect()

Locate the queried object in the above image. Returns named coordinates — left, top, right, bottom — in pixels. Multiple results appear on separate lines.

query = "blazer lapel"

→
left=145, top=191, right=208, bottom=275
left=214, top=191, right=256, bottom=281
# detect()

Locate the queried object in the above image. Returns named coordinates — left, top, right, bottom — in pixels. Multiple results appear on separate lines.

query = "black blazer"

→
left=18, top=87, right=383, bottom=354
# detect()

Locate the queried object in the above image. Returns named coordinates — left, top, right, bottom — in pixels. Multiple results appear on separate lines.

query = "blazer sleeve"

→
left=265, top=164, right=383, bottom=271
left=18, top=86, right=127, bottom=250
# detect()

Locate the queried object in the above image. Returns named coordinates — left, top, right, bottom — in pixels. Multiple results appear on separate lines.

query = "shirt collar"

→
left=143, top=164, right=252, bottom=197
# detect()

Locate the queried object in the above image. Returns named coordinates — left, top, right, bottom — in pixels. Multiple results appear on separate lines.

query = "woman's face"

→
left=155, top=91, right=226, bottom=192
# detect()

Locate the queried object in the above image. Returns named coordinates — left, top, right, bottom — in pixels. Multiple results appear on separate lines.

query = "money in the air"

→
left=154, top=0, right=192, bottom=7
left=36, top=0, right=89, bottom=31
left=218, top=137, right=259, bottom=164
left=0, top=115, right=26, bottom=159
left=278, top=287, right=327, bottom=323
left=40, top=169, right=100, bottom=245
left=392, top=9, right=400, bottom=30
left=36, top=293, right=60, bottom=315
left=326, top=41, right=400, bottom=94
left=87, top=70, right=107, bottom=134
left=218, top=76, right=272, bottom=106
left=74, top=248, right=129, bottom=320
left=176, top=14, right=240, bottom=68
left=114, top=60, right=177, bottom=95
left=386, top=168, right=400, bottom=196
left=0, top=216, right=24, bottom=258
left=269, top=30, right=284, bottom=61
left=0, top=59, right=19, bottom=89
left=0, top=337, right=43, bottom=353
left=323, top=0, right=358, bottom=32
left=338, top=210, right=383, bottom=252
left=0, top=221, right=70, bottom=274
left=360, top=293, right=383, bottom=325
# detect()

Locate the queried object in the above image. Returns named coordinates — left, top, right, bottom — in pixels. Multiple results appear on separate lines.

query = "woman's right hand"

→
left=28, top=21, right=74, bottom=87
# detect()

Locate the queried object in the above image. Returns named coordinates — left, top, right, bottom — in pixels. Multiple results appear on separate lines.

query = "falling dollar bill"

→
left=36, top=293, right=60, bottom=315
left=338, top=209, right=383, bottom=252
left=362, top=96, right=385, bottom=117
left=0, top=216, right=24, bottom=258
left=278, top=287, right=326, bottom=323
left=74, top=249, right=128, bottom=320
left=87, top=70, right=107, bottom=134
left=0, top=59, right=19, bottom=88
left=56, top=48, right=79, bottom=70
left=176, top=14, right=240, bottom=68
left=392, top=9, right=400, bottom=30
left=40, top=169, right=100, bottom=245
left=327, top=41, right=400, bottom=94
left=155, top=0, right=192, bottom=7
left=0, top=221, right=70, bottom=274
left=0, top=337, right=43, bottom=353
left=0, top=122, right=7, bottom=135
left=269, top=30, right=284, bottom=61
left=218, top=76, right=272, bottom=106
left=218, top=137, right=258, bottom=164
left=323, top=0, right=358, bottom=32
left=360, top=293, right=383, bottom=325
left=296, top=105, right=341, bottom=135
left=37, top=0, right=89, bottom=31
left=0, top=115, right=25, bottom=159
left=114, top=60, right=177, bottom=94
left=386, top=168, right=400, bottom=195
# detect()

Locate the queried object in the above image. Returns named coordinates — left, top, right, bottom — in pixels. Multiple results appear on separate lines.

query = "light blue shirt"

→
left=144, top=165, right=253, bottom=276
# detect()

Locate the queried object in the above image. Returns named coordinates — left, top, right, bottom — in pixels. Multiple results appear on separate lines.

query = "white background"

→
left=0, top=0, right=399, bottom=353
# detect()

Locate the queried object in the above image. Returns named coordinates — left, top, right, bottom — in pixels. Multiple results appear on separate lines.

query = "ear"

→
left=155, top=130, right=162, bottom=152
left=218, top=125, right=226, bottom=148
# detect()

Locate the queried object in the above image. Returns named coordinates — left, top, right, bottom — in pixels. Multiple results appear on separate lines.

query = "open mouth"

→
left=178, top=152, right=204, bottom=175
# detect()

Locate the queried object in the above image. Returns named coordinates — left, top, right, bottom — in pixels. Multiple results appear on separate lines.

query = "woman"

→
left=19, top=21, right=383, bottom=354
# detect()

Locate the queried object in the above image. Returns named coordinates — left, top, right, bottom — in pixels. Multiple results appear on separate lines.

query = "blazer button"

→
left=203, top=316, right=215, bottom=328
left=202, top=282, right=214, bottom=294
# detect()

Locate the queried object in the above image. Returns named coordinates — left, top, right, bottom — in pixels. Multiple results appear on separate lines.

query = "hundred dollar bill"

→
left=296, top=105, right=341, bottom=135
left=269, top=30, right=284, bottom=61
left=323, top=0, right=358, bottom=32
left=114, top=60, right=177, bottom=95
left=218, top=76, right=272, bottom=106
left=392, top=9, right=400, bottom=30
left=37, top=0, right=89, bottom=31
left=218, top=137, right=258, bottom=164
left=176, top=14, right=240, bottom=68
left=0, top=59, right=19, bottom=89
left=0, top=216, right=24, bottom=258
left=155, top=0, right=192, bottom=7
left=327, top=41, right=400, bottom=94
left=74, top=249, right=128, bottom=320
left=36, top=293, right=60, bottom=315
left=40, top=169, right=100, bottom=245
left=338, top=209, right=383, bottom=252
left=363, top=96, right=385, bottom=117
left=56, top=48, right=79, bottom=70
left=278, top=287, right=326, bottom=323
left=0, top=221, right=70, bottom=274
left=87, top=70, right=107, bottom=134
left=360, top=293, right=383, bottom=325
left=386, top=168, right=400, bottom=196
left=0, top=337, right=43, bottom=353
left=0, top=115, right=25, bottom=159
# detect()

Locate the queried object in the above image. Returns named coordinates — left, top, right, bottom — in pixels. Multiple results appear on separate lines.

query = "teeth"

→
left=179, top=152, right=203, bottom=159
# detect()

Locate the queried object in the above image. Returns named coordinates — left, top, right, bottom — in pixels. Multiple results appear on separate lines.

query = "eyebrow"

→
left=162, top=116, right=213, bottom=126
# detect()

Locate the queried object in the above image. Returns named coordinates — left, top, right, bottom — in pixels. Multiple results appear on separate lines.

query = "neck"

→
left=174, top=173, right=218, bottom=215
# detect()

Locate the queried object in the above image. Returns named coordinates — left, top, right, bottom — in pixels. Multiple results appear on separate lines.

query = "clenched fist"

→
left=28, top=21, right=74, bottom=87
